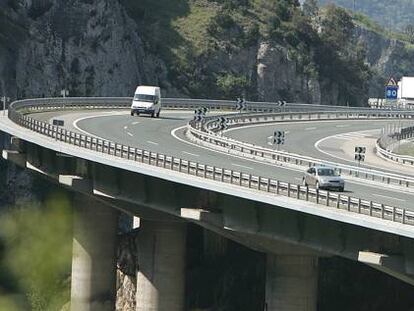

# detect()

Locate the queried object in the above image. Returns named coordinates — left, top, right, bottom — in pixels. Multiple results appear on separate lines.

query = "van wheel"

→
left=151, top=112, right=155, bottom=118
left=130, top=112, right=134, bottom=116
left=156, top=109, right=160, bottom=118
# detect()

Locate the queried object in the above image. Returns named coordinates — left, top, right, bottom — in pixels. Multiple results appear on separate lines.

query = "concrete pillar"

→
left=136, top=220, right=186, bottom=311
left=71, top=194, right=119, bottom=311
left=265, top=255, right=318, bottom=311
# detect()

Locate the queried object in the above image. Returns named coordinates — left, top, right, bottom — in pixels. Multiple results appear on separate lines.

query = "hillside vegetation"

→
left=122, top=0, right=370, bottom=105
left=319, top=0, right=414, bottom=33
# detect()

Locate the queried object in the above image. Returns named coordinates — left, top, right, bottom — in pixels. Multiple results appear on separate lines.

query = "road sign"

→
left=194, top=115, right=204, bottom=122
left=277, top=100, right=287, bottom=107
left=218, top=116, right=227, bottom=124
left=385, top=86, right=398, bottom=100
left=386, top=77, right=398, bottom=86
left=354, top=154, right=365, bottom=162
left=354, top=147, right=366, bottom=154
left=195, top=107, right=209, bottom=115
left=52, top=119, right=64, bottom=126
left=236, top=98, right=246, bottom=111
left=273, top=131, right=285, bottom=145
left=60, top=89, right=69, bottom=98
left=219, top=123, right=228, bottom=131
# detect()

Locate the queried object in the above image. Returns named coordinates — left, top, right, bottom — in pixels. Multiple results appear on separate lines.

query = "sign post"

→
left=273, top=130, right=285, bottom=151
left=354, top=146, right=366, bottom=167
left=385, top=77, right=398, bottom=101
left=236, top=98, right=246, bottom=113
left=61, top=89, right=69, bottom=98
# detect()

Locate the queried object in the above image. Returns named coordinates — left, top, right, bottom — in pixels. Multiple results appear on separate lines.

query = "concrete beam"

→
left=359, top=251, right=414, bottom=286
left=2, top=150, right=26, bottom=167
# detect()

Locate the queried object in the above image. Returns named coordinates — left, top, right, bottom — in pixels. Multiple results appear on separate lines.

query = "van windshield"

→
left=317, top=168, right=339, bottom=176
left=134, top=94, right=156, bottom=102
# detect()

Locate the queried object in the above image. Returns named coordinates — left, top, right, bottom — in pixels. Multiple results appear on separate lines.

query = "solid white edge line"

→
left=170, top=125, right=414, bottom=197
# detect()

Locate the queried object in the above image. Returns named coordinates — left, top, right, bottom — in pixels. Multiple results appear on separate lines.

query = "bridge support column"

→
left=265, top=254, right=318, bottom=311
left=136, top=220, right=186, bottom=311
left=70, top=194, right=119, bottom=311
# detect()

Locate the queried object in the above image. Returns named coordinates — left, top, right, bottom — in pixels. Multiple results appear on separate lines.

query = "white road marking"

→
left=332, top=136, right=353, bottom=140
left=124, top=125, right=128, bottom=130
left=305, top=127, right=317, bottom=131
left=182, top=151, right=200, bottom=157
left=170, top=125, right=414, bottom=196
left=147, top=140, right=159, bottom=145
left=232, top=163, right=253, bottom=170
left=371, top=194, right=406, bottom=202
left=132, top=121, right=140, bottom=125
left=336, top=125, right=350, bottom=128
left=127, top=132, right=133, bottom=137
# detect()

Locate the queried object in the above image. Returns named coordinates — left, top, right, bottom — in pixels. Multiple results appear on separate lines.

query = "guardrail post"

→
left=276, top=181, right=280, bottom=194
left=336, top=194, right=340, bottom=208
left=248, top=175, right=252, bottom=188
left=347, top=197, right=351, bottom=211
left=258, top=177, right=261, bottom=190
left=402, top=209, right=406, bottom=224
left=316, top=190, right=319, bottom=204
left=358, top=198, right=361, bottom=213
left=221, top=168, right=224, bottom=181
left=392, top=206, right=396, bottom=222
left=296, top=185, right=300, bottom=199
left=369, top=201, right=373, bottom=216
left=326, top=192, right=330, bottom=206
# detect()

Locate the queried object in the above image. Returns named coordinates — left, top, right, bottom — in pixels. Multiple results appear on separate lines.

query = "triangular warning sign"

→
left=386, top=77, right=397, bottom=86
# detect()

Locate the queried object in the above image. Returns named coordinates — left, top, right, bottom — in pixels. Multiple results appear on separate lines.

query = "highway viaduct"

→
left=1, top=98, right=414, bottom=311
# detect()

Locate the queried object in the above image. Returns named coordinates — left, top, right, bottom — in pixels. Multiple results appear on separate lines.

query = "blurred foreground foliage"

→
left=0, top=191, right=72, bottom=311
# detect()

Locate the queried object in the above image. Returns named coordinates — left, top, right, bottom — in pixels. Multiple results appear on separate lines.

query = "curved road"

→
left=34, top=110, right=414, bottom=211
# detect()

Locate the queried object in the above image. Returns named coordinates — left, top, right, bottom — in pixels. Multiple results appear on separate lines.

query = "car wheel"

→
left=151, top=112, right=155, bottom=118
left=156, top=109, right=160, bottom=118
left=130, top=112, right=134, bottom=116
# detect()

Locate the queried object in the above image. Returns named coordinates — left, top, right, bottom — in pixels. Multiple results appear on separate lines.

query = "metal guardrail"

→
left=377, top=126, right=414, bottom=166
left=6, top=97, right=414, bottom=226
left=187, top=110, right=414, bottom=188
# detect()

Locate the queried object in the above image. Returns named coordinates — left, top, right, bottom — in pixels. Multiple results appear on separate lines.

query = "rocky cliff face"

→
left=0, top=0, right=392, bottom=105
left=355, top=27, right=414, bottom=98
left=256, top=41, right=321, bottom=104
left=0, top=0, right=170, bottom=98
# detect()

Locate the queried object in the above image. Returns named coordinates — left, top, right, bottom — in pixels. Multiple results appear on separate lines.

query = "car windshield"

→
left=134, top=94, right=155, bottom=102
left=317, top=168, right=339, bottom=176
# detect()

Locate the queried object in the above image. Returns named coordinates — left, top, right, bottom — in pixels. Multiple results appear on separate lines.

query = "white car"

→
left=131, top=85, right=161, bottom=118
left=302, top=166, right=345, bottom=191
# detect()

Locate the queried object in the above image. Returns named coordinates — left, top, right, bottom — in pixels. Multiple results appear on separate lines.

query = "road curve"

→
left=32, top=109, right=414, bottom=211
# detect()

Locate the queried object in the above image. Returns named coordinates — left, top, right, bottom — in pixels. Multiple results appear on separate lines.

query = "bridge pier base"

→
left=265, top=254, right=318, bottom=311
left=136, top=220, right=186, bottom=311
left=70, top=194, right=119, bottom=311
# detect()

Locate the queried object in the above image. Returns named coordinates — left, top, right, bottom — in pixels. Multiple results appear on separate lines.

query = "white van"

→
left=130, top=86, right=161, bottom=117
